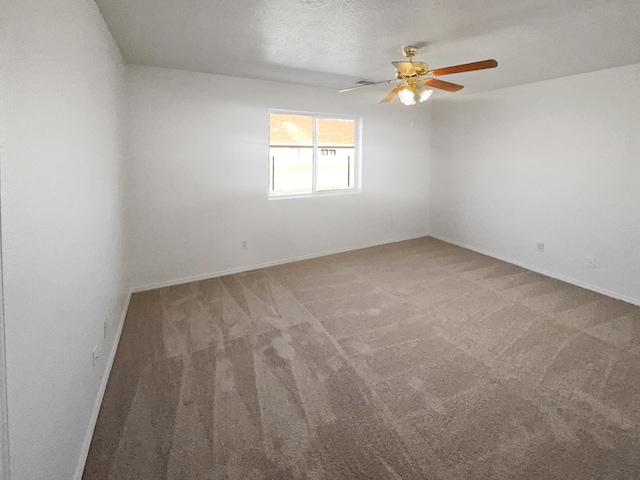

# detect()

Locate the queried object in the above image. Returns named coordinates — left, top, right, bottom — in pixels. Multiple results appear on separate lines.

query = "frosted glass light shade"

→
left=419, top=88, right=433, bottom=102
left=398, top=87, right=416, bottom=105
left=398, top=85, right=432, bottom=105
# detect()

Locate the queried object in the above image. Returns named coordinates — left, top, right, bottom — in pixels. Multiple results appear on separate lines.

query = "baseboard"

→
left=73, top=291, right=132, bottom=480
left=430, top=234, right=640, bottom=307
left=132, top=233, right=430, bottom=292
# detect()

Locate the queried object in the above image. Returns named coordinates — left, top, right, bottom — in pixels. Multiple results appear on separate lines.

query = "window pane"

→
left=269, top=147, right=313, bottom=196
left=269, top=113, right=313, bottom=147
left=269, top=114, right=314, bottom=196
left=317, top=118, right=355, bottom=191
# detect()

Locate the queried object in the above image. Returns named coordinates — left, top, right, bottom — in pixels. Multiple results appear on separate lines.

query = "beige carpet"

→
left=83, top=237, right=640, bottom=479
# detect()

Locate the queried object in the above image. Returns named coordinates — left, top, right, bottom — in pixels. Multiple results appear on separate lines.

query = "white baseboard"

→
left=132, top=233, right=430, bottom=292
left=430, top=234, right=640, bottom=307
left=73, top=292, right=132, bottom=480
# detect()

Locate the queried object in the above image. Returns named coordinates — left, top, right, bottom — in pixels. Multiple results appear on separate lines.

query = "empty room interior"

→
left=2, top=1, right=640, bottom=479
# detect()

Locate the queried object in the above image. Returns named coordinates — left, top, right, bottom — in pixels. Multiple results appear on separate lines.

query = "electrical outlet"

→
left=537, top=243, right=545, bottom=253
left=241, top=240, right=247, bottom=250
left=586, top=256, right=596, bottom=268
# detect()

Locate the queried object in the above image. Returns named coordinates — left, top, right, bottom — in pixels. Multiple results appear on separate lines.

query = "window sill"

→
left=268, top=189, right=361, bottom=200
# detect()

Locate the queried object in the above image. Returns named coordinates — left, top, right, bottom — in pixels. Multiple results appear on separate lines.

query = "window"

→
left=268, top=111, right=359, bottom=197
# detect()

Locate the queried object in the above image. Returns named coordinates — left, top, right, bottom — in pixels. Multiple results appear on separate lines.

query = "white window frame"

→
left=268, top=110, right=362, bottom=199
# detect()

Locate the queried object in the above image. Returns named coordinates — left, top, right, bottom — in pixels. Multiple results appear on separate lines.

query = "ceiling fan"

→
left=340, top=46, right=497, bottom=105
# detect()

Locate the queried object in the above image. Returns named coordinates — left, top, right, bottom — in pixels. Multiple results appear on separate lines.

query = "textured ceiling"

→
left=95, top=0, right=640, bottom=95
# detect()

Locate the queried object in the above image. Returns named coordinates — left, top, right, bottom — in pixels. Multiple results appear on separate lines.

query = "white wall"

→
left=0, top=1, right=129, bottom=479
left=126, top=66, right=431, bottom=290
left=430, top=63, right=640, bottom=304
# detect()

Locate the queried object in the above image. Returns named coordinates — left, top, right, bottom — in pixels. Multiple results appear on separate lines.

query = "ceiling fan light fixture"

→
left=418, top=88, right=433, bottom=102
left=398, top=84, right=432, bottom=106
left=398, top=87, right=416, bottom=105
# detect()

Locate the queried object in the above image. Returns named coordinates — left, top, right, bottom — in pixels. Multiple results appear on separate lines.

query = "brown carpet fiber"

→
left=83, top=237, right=640, bottom=479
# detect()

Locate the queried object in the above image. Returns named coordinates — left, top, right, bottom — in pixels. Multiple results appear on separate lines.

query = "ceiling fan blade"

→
left=380, top=85, right=403, bottom=103
left=429, top=59, right=498, bottom=77
left=339, top=79, right=398, bottom=93
left=423, top=78, right=464, bottom=92
left=392, top=61, right=416, bottom=77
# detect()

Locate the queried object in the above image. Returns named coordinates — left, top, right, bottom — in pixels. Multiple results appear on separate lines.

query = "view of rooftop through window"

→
left=269, top=112, right=358, bottom=197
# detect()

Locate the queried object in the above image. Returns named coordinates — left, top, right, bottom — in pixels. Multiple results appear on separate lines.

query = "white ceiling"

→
left=94, top=0, right=640, bottom=96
